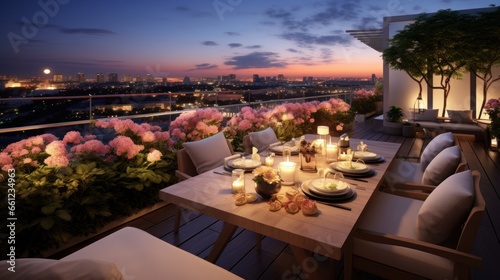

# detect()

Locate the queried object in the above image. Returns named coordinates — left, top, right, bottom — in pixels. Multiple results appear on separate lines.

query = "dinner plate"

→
left=269, top=145, right=299, bottom=155
left=331, top=161, right=370, bottom=174
left=352, top=151, right=378, bottom=160
left=361, top=155, right=385, bottom=164
left=308, top=178, right=351, bottom=196
left=301, top=180, right=356, bottom=202
left=341, top=168, right=376, bottom=178
left=227, top=158, right=262, bottom=171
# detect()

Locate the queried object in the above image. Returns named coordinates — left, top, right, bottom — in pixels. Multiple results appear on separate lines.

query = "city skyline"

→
left=1, top=0, right=496, bottom=79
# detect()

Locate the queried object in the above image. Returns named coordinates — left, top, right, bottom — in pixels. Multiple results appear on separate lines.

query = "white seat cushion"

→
left=415, top=109, right=439, bottom=122
left=248, top=127, right=279, bottom=152
left=62, top=227, right=242, bottom=280
left=417, top=170, right=474, bottom=244
left=182, top=132, right=232, bottom=174
left=447, top=109, right=474, bottom=124
left=354, top=191, right=454, bottom=279
left=384, top=159, right=423, bottom=185
left=0, top=258, right=123, bottom=280
left=420, top=132, right=454, bottom=171
left=421, top=145, right=461, bottom=185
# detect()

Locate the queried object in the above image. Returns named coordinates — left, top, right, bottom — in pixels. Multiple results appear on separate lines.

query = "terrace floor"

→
left=52, top=117, right=500, bottom=279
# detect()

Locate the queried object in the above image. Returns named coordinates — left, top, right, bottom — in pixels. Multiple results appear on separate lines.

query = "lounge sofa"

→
left=411, top=109, right=489, bottom=146
left=1, top=227, right=242, bottom=280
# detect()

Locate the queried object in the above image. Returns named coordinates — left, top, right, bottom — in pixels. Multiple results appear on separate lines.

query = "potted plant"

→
left=384, top=105, right=404, bottom=135
left=252, top=166, right=282, bottom=198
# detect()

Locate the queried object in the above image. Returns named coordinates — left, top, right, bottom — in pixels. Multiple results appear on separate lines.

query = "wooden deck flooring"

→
left=52, top=117, right=500, bottom=280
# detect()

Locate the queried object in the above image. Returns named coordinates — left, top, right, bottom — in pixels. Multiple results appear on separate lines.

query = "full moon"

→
left=43, top=68, right=51, bottom=75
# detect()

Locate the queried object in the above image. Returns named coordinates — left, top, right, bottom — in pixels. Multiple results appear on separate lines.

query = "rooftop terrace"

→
left=49, top=116, right=500, bottom=279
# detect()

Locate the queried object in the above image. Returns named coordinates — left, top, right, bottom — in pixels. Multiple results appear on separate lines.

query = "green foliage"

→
left=386, top=106, right=404, bottom=123
left=0, top=151, right=175, bottom=257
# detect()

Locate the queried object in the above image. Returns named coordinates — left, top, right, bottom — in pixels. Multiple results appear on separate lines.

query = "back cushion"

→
left=421, top=145, right=461, bottom=185
left=447, top=110, right=474, bottom=124
left=182, top=132, right=232, bottom=174
left=420, top=132, right=454, bottom=171
left=416, top=170, right=474, bottom=244
left=248, top=127, right=279, bottom=152
left=415, top=109, right=439, bottom=122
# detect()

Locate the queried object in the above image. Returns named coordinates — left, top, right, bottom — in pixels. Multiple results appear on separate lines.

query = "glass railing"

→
left=0, top=89, right=354, bottom=148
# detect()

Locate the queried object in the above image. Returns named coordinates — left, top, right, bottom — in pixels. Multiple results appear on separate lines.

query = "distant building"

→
left=278, top=74, right=285, bottom=81
left=123, top=74, right=132, bottom=82
left=135, top=74, right=142, bottom=82
left=146, top=74, right=155, bottom=83
left=96, top=73, right=104, bottom=83
left=77, top=72, right=85, bottom=83
left=53, top=74, right=63, bottom=82
left=371, top=74, right=377, bottom=84
left=183, top=76, right=191, bottom=84
left=108, top=73, right=118, bottom=82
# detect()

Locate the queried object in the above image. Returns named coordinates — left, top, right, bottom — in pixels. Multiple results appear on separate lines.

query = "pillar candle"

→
left=326, top=144, right=338, bottom=162
left=279, top=161, right=296, bottom=185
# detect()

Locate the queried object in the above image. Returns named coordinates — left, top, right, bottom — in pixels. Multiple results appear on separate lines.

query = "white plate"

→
left=227, top=158, right=262, bottom=169
left=308, top=178, right=351, bottom=196
left=269, top=145, right=299, bottom=154
left=331, top=161, right=370, bottom=174
left=353, top=151, right=378, bottom=160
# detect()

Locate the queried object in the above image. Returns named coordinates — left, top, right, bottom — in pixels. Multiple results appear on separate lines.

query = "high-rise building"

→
left=123, top=74, right=132, bottom=82
left=146, top=74, right=155, bottom=83
left=371, top=74, right=377, bottom=84
left=183, top=76, right=191, bottom=84
left=77, top=72, right=85, bottom=83
left=253, top=74, right=260, bottom=83
left=108, top=73, right=118, bottom=82
left=96, top=73, right=104, bottom=83
left=135, top=74, right=142, bottom=82
left=53, top=74, right=63, bottom=82
left=278, top=74, right=285, bottom=81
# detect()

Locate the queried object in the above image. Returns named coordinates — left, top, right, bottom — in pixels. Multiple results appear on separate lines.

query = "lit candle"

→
left=338, top=152, right=347, bottom=161
left=265, top=155, right=274, bottom=167
left=326, top=144, right=338, bottom=162
left=232, top=177, right=245, bottom=194
left=231, top=169, right=245, bottom=194
left=279, top=161, right=296, bottom=185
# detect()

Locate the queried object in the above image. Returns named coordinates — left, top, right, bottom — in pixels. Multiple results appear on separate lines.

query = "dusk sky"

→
left=1, top=0, right=496, bottom=79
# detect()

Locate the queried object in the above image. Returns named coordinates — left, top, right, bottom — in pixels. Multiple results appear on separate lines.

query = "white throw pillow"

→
left=420, top=132, right=454, bottom=171
left=0, top=258, right=123, bottom=280
left=421, top=145, right=461, bottom=186
left=447, top=110, right=474, bottom=124
left=415, top=109, right=439, bottom=122
left=416, top=170, right=474, bottom=244
left=182, top=132, right=232, bottom=174
left=248, top=127, right=279, bottom=152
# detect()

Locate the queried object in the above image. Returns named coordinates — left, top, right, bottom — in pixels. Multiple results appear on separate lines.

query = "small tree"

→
left=465, top=7, right=500, bottom=118
left=383, top=10, right=471, bottom=117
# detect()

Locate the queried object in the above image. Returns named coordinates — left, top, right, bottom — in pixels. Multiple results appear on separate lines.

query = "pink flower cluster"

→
left=225, top=106, right=270, bottom=136
left=264, top=102, right=316, bottom=126
left=146, top=149, right=163, bottom=162
left=1, top=133, right=57, bottom=171
left=108, top=136, right=145, bottom=159
left=353, top=89, right=375, bottom=100
left=316, top=98, right=351, bottom=115
left=485, top=98, right=500, bottom=118
left=95, top=118, right=161, bottom=135
left=71, top=140, right=110, bottom=156
left=169, top=108, right=223, bottom=142
left=95, top=118, right=173, bottom=148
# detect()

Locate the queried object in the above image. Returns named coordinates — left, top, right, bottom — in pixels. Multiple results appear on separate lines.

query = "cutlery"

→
left=213, top=171, right=231, bottom=176
left=347, top=178, right=368, bottom=183
left=316, top=201, right=352, bottom=211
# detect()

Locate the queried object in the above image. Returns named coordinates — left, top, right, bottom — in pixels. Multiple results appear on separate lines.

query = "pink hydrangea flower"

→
left=45, top=141, right=68, bottom=156
left=147, top=149, right=163, bottom=162
left=108, top=136, right=144, bottom=159
left=44, top=155, right=69, bottom=167
left=63, top=131, right=83, bottom=144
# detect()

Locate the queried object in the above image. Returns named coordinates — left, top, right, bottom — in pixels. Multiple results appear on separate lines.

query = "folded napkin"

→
left=357, top=141, right=368, bottom=151
left=251, top=147, right=261, bottom=161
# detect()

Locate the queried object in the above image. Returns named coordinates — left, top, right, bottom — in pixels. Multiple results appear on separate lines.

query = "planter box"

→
left=354, top=111, right=376, bottom=123
left=384, top=121, right=403, bottom=135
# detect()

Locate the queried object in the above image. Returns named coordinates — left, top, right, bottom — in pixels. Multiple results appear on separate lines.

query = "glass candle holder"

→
left=231, top=169, right=245, bottom=194
left=279, top=161, right=296, bottom=185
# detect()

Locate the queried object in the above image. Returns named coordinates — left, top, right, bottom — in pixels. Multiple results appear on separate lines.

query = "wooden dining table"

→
left=159, top=136, right=401, bottom=279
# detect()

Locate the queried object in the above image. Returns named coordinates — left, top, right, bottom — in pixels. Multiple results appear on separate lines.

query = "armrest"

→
left=354, top=229, right=483, bottom=268
left=175, top=170, right=192, bottom=182
left=384, top=182, right=435, bottom=200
